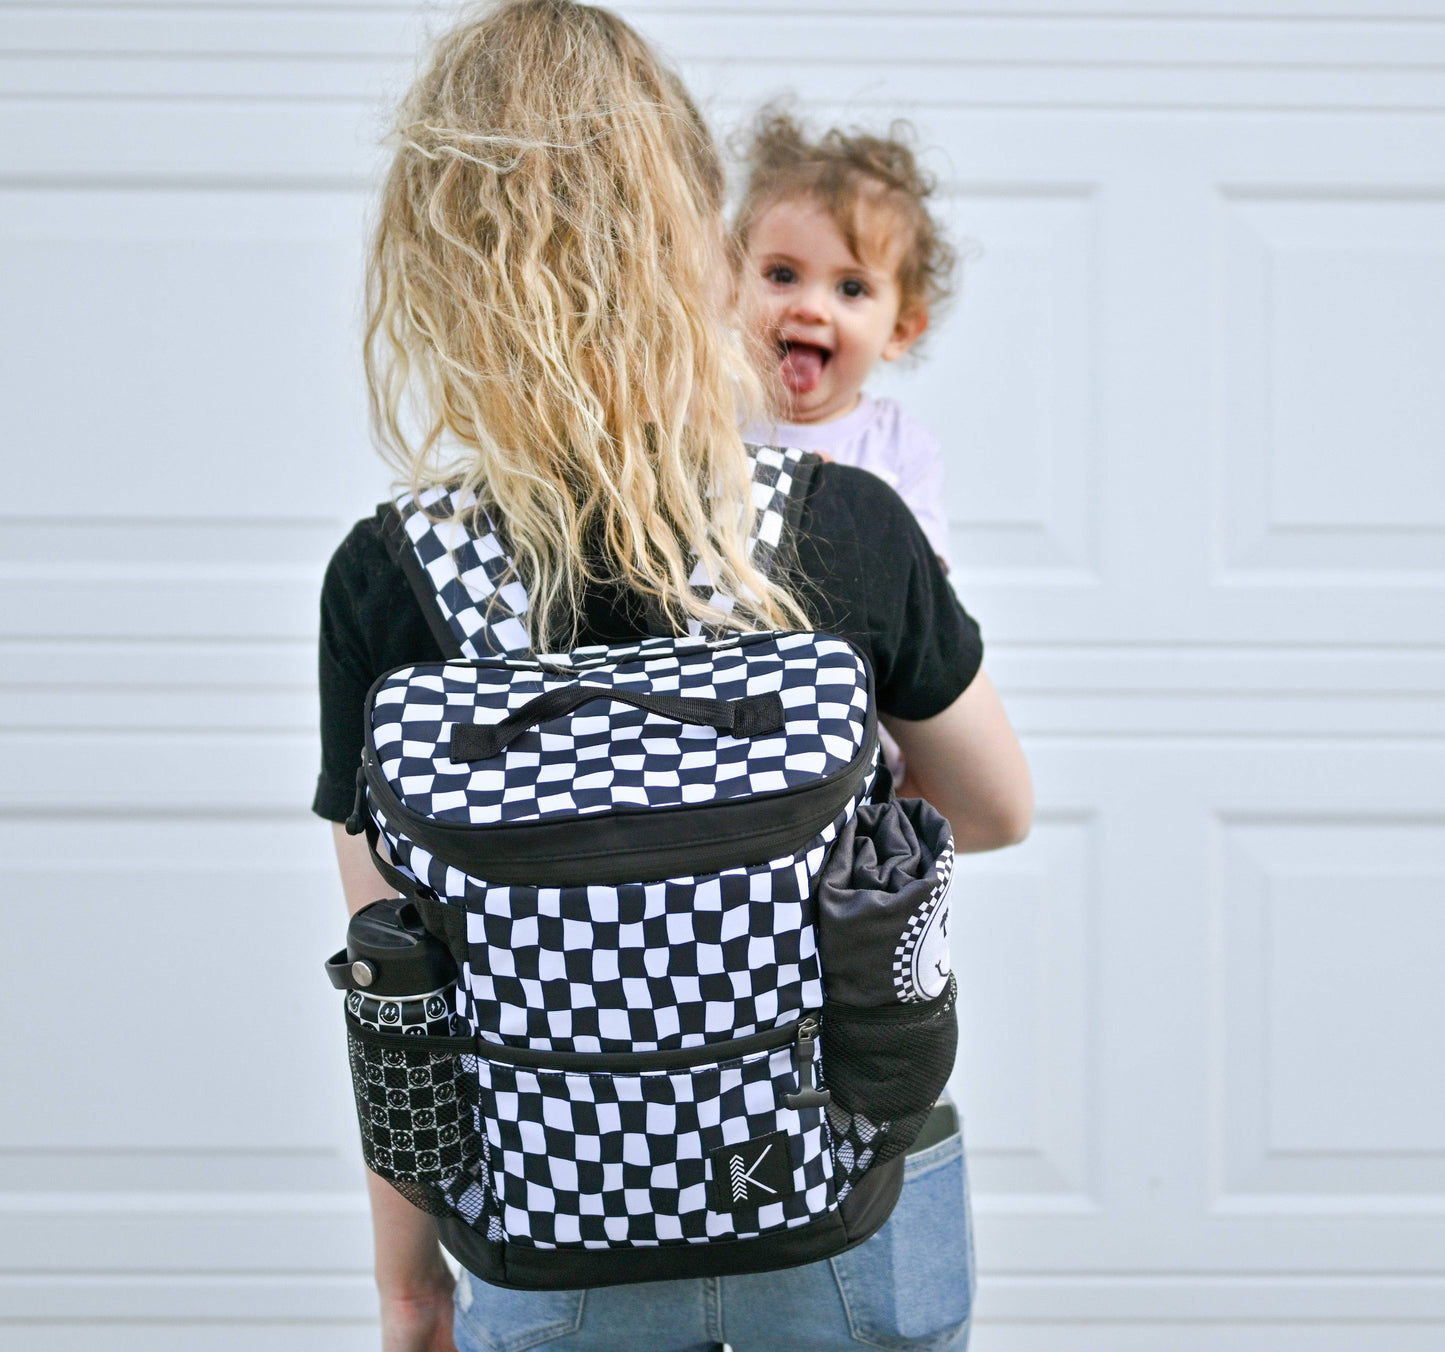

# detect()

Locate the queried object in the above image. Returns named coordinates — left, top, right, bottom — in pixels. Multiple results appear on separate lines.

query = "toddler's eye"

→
left=765, top=264, right=796, bottom=285
left=839, top=278, right=868, bottom=299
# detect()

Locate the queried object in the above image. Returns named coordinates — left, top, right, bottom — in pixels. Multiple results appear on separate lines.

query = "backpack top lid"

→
left=361, top=629, right=877, bottom=888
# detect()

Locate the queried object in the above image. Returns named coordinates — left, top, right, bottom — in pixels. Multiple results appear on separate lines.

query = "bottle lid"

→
left=343, top=898, right=456, bottom=996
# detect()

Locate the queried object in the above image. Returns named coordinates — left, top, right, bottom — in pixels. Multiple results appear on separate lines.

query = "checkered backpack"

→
left=338, top=447, right=960, bottom=1289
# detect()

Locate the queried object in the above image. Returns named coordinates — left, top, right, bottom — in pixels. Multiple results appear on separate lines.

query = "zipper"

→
left=350, top=1013, right=835, bottom=1113
left=361, top=740, right=872, bottom=887
left=474, top=1015, right=830, bottom=1112
left=360, top=721, right=877, bottom=892
left=783, top=1016, right=831, bottom=1110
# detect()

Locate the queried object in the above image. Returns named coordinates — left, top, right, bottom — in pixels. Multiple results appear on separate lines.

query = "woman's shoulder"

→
left=791, top=458, right=935, bottom=617
left=801, top=457, right=920, bottom=539
left=323, top=507, right=402, bottom=598
left=319, top=504, right=447, bottom=694
left=319, top=506, right=422, bottom=653
left=793, top=458, right=980, bottom=720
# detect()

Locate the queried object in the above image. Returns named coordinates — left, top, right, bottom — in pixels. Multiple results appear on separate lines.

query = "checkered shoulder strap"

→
left=687, top=445, right=815, bottom=636
left=384, top=484, right=530, bottom=662
left=386, top=447, right=818, bottom=660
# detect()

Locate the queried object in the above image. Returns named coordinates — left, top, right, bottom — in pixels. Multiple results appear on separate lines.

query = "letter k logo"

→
left=729, top=1142, right=778, bottom=1202
left=710, top=1130, right=793, bottom=1212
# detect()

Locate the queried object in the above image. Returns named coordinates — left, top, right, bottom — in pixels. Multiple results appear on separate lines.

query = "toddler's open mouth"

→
left=778, top=339, right=831, bottom=395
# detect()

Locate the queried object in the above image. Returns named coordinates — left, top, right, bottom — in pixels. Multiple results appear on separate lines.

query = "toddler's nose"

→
left=785, top=287, right=830, bottom=326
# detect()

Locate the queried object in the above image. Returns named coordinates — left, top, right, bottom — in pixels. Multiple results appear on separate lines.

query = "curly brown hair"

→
left=733, top=105, right=955, bottom=323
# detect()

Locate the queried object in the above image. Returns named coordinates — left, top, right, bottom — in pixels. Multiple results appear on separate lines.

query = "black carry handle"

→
left=449, top=685, right=786, bottom=762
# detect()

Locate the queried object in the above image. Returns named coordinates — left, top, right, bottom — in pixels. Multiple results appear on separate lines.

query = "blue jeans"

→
left=453, top=1125, right=974, bottom=1352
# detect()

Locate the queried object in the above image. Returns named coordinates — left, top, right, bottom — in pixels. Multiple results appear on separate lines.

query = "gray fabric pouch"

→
left=816, top=797, right=955, bottom=1008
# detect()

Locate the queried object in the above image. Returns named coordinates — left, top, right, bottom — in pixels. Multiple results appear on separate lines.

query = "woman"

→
left=313, top=4, right=1032, bottom=1348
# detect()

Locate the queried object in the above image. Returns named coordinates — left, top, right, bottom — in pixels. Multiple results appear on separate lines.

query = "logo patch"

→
left=893, top=846, right=955, bottom=1002
left=708, top=1131, right=794, bottom=1212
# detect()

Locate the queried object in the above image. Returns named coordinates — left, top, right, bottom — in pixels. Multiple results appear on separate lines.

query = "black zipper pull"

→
left=345, top=763, right=368, bottom=836
left=782, top=1015, right=831, bottom=1110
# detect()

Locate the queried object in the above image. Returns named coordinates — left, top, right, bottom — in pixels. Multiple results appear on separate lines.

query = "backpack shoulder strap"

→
left=745, top=444, right=819, bottom=583
left=378, top=502, right=462, bottom=660
left=690, top=445, right=819, bottom=632
left=387, top=448, right=820, bottom=657
left=386, top=485, right=532, bottom=662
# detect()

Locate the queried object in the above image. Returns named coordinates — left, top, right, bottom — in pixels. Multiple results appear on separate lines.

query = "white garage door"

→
left=3, top=4, right=1442, bottom=1349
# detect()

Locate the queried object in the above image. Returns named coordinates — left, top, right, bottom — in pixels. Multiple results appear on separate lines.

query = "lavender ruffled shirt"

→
left=746, top=395, right=950, bottom=564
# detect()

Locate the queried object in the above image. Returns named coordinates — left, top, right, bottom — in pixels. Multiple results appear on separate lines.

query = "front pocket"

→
left=474, top=1024, right=835, bottom=1248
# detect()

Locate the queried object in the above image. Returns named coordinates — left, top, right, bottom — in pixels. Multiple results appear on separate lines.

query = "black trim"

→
left=379, top=503, right=463, bottom=660
left=433, top=1148, right=905, bottom=1291
left=474, top=1019, right=804, bottom=1073
left=838, top=1151, right=905, bottom=1242
left=361, top=633, right=878, bottom=886
left=345, top=1019, right=478, bottom=1053
left=341, top=1014, right=810, bottom=1073
left=437, top=1206, right=851, bottom=1290
left=821, top=975, right=957, bottom=1028
left=360, top=811, right=432, bottom=901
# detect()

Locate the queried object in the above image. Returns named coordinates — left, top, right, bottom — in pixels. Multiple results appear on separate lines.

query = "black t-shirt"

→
left=312, top=462, right=983, bottom=821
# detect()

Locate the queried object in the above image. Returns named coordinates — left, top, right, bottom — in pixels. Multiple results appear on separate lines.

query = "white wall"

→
left=3, top=3, right=1444, bottom=1348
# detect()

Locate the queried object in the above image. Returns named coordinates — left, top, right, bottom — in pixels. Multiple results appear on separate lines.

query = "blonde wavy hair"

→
left=366, top=0, right=808, bottom=648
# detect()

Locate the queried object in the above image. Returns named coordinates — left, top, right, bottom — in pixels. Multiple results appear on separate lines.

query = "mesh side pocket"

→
left=345, top=1020, right=484, bottom=1218
left=820, top=975, right=957, bottom=1196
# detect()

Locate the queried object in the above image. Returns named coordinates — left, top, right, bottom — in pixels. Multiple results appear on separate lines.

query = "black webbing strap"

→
left=346, top=769, right=467, bottom=958
left=450, top=686, right=784, bottom=762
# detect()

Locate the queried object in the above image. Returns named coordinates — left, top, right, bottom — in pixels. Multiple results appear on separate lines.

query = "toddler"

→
left=735, top=109, right=956, bottom=566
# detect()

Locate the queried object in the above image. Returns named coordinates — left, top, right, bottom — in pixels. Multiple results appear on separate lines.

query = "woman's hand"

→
left=380, top=1279, right=457, bottom=1352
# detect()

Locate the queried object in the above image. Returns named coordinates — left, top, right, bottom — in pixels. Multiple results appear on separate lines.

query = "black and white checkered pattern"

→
left=362, top=446, right=903, bottom=1256
left=892, top=844, right=956, bottom=1003
left=477, top=1044, right=832, bottom=1247
left=456, top=815, right=846, bottom=1052
left=395, top=486, right=531, bottom=657
left=372, top=633, right=868, bottom=827
left=378, top=793, right=854, bottom=1054
left=687, top=445, right=807, bottom=634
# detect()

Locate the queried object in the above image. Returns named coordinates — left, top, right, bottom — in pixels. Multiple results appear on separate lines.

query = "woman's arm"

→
left=882, top=668, right=1033, bottom=853
left=332, top=824, right=457, bottom=1352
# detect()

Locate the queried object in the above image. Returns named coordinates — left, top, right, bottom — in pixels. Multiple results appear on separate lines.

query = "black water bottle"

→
left=326, top=898, right=463, bottom=1034
left=326, top=899, right=477, bottom=1206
